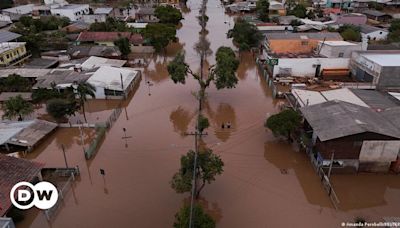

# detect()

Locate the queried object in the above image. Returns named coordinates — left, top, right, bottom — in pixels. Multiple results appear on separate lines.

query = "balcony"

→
left=0, top=52, right=32, bottom=68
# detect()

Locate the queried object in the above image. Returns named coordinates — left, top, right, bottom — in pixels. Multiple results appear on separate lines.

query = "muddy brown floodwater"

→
left=17, top=0, right=400, bottom=227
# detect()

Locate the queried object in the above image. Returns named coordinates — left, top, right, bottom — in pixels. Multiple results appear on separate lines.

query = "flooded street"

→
left=17, top=0, right=400, bottom=227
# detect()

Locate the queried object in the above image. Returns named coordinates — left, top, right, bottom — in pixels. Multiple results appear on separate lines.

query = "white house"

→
left=2, top=4, right=34, bottom=21
left=360, top=24, right=388, bottom=41
left=51, top=4, right=90, bottom=22
left=86, top=66, right=141, bottom=99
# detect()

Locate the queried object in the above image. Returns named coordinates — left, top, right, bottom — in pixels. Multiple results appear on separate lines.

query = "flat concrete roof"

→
left=362, top=53, right=400, bottom=67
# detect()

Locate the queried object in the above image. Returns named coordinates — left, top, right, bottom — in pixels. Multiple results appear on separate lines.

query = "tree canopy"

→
left=2, top=95, right=33, bottom=121
left=288, top=4, right=307, bottom=18
left=265, top=109, right=301, bottom=141
left=155, top=5, right=183, bottom=25
left=171, top=149, right=224, bottom=198
left=173, top=203, right=215, bottom=228
left=142, top=23, right=177, bottom=52
left=114, top=37, right=131, bottom=57
left=227, top=19, right=263, bottom=52
left=388, top=19, right=400, bottom=42
left=46, top=98, right=77, bottom=121
left=339, top=25, right=361, bottom=42
left=256, top=0, right=270, bottom=22
left=0, top=74, right=32, bottom=92
left=89, top=17, right=131, bottom=32
left=75, top=82, right=96, bottom=122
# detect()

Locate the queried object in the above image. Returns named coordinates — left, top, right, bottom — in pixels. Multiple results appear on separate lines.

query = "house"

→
left=269, top=0, right=286, bottom=16
left=33, top=68, right=92, bottom=89
left=300, top=99, right=400, bottom=173
left=263, top=32, right=343, bottom=54
left=32, top=5, right=52, bottom=17
left=76, top=32, right=144, bottom=48
left=1, top=4, right=34, bottom=21
left=0, top=42, right=31, bottom=68
left=0, top=154, right=43, bottom=216
left=350, top=50, right=400, bottom=90
left=62, top=21, right=90, bottom=33
left=326, top=0, right=352, bottom=9
left=0, top=68, right=52, bottom=83
left=126, top=22, right=148, bottom=32
left=23, top=58, right=59, bottom=69
left=0, top=31, right=21, bottom=43
left=50, top=4, right=90, bottom=22
left=86, top=66, right=141, bottom=99
left=329, top=13, right=367, bottom=26
left=277, top=15, right=299, bottom=25
left=59, top=56, right=126, bottom=70
left=135, top=7, right=159, bottom=23
left=362, top=10, right=392, bottom=22
left=359, top=24, right=388, bottom=41
left=255, top=23, right=294, bottom=34
left=82, top=14, right=107, bottom=24
left=94, top=7, right=113, bottom=16
left=67, top=45, right=122, bottom=59
left=0, top=119, right=57, bottom=152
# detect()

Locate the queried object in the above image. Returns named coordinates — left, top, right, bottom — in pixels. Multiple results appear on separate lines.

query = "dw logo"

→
left=10, top=182, right=59, bottom=210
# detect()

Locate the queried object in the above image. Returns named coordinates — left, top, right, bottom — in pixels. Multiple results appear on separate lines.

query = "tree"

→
left=339, top=25, right=361, bottom=42
left=2, top=95, right=33, bottom=121
left=89, top=17, right=130, bottom=32
left=46, top=98, right=77, bottom=121
left=0, top=74, right=32, bottom=92
left=155, top=5, right=183, bottom=25
left=388, top=19, right=400, bottom=42
left=171, top=149, right=224, bottom=198
left=174, top=203, right=215, bottom=228
left=256, top=0, right=270, bottom=22
left=74, top=82, right=96, bottom=122
left=265, top=109, right=301, bottom=141
left=228, top=18, right=263, bottom=52
left=143, top=23, right=177, bottom=52
left=288, top=4, right=307, bottom=18
left=0, top=0, right=13, bottom=9
left=197, top=114, right=209, bottom=133
left=168, top=47, right=239, bottom=100
left=114, top=37, right=131, bottom=57
left=31, top=86, right=65, bottom=103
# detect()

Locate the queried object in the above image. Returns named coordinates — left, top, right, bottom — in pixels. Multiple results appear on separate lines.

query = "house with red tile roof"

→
left=76, top=32, right=144, bottom=47
left=0, top=155, right=43, bottom=216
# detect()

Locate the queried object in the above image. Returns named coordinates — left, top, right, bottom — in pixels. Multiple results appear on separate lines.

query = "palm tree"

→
left=2, top=95, right=34, bottom=121
left=74, top=82, right=96, bottom=122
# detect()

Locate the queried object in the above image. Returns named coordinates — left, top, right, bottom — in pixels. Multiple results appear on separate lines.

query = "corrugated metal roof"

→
left=265, top=32, right=343, bottom=40
left=87, top=66, right=138, bottom=91
left=0, top=31, right=21, bottom=43
left=300, top=100, right=400, bottom=141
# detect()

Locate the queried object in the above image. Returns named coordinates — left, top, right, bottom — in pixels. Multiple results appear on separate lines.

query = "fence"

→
left=84, top=124, right=107, bottom=160
left=44, top=168, right=79, bottom=220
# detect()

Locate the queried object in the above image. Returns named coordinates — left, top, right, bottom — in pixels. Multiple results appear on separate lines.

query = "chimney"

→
left=74, top=64, right=82, bottom=72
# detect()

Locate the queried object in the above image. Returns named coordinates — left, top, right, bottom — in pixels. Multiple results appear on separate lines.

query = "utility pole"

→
left=328, top=152, right=335, bottom=178
left=61, top=144, right=69, bottom=168
left=185, top=131, right=208, bottom=228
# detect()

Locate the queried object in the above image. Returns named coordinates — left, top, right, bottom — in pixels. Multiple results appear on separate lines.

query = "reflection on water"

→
left=169, top=105, right=196, bottom=137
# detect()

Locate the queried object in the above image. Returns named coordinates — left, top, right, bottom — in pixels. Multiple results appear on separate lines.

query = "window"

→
left=379, top=31, right=382, bottom=34
left=338, top=52, right=344, bottom=57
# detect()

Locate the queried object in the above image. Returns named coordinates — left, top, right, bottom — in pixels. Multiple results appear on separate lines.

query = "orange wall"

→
left=269, top=39, right=335, bottom=54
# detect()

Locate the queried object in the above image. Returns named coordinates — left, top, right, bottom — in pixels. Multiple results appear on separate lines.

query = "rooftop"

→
left=86, top=66, right=139, bottom=91
left=359, top=24, right=387, bottom=34
left=77, top=32, right=143, bottom=45
left=33, top=69, right=92, bottom=89
left=55, top=4, right=89, bottom=10
left=300, top=100, right=400, bottom=141
left=94, top=7, right=113, bottom=14
left=363, top=9, right=390, bottom=17
left=23, top=58, right=59, bottom=69
left=320, top=40, right=358, bottom=46
left=80, top=56, right=127, bottom=70
left=0, top=42, right=26, bottom=53
left=68, top=45, right=121, bottom=58
left=0, top=92, right=32, bottom=102
left=0, top=154, right=43, bottom=216
left=137, top=7, right=155, bottom=15
left=6, top=119, right=57, bottom=147
left=0, top=31, right=21, bottom=43
left=265, top=32, right=343, bottom=40
left=2, top=4, right=34, bottom=14
left=0, top=68, right=51, bottom=78
left=361, top=53, right=400, bottom=67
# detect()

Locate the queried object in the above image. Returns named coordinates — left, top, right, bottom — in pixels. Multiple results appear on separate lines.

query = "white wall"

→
left=272, top=58, right=350, bottom=78
left=361, top=30, right=388, bottom=41
left=51, top=5, right=89, bottom=21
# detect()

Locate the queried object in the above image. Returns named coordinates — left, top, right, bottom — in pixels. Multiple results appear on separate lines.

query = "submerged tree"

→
left=174, top=203, right=215, bottom=228
left=168, top=47, right=239, bottom=101
left=46, top=98, right=77, bottom=122
left=171, top=149, right=224, bottom=198
left=265, top=109, right=301, bottom=142
left=142, top=23, right=177, bottom=53
left=74, top=82, right=96, bottom=122
left=114, top=37, right=131, bottom=57
left=0, top=74, right=32, bottom=92
left=228, top=18, right=263, bottom=52
left=2, top=95, right=33, bottom=121
left=155, top=5, right=183, bottom=25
